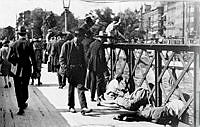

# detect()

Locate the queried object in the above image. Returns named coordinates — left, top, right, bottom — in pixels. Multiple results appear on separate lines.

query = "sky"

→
left=0, top=0, right=151, bottom=28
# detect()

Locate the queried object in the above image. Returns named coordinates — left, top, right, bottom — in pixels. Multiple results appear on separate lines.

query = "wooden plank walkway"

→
left=0, top=76, right=70, bottom=127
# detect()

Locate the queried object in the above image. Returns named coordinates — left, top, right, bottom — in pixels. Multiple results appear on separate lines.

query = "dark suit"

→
left=51, top=39, right=66, bottom=87
left=59, top=39, right=88, bottom=109
left=87, top=39, right=107, bottom=100
left=7, top=37, right=37, bottom=109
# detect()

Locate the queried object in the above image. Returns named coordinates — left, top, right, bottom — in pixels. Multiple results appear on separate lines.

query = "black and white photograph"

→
left=0, top=0, right=199, bottom=127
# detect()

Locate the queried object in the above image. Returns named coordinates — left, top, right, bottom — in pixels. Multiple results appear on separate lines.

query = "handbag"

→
left=59, top=42, right=72, bottom=78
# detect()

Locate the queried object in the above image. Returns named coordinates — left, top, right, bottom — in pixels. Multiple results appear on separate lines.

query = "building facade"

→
left=142, top=1, right=200, bottom=44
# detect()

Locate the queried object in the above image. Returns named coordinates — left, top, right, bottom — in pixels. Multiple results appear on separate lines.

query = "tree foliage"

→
left=14, top=8, right=78, bottom=40
left=0, top=26, right=15, bottom=40
left=117, top=8, right=141, bottom=40
left=58, top=10, right=78, bottom=32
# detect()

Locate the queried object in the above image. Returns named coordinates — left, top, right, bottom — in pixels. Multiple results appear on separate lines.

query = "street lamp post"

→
left=31, top=23, right=34, bottom=41
left=63, top=0, right=71, bottom=32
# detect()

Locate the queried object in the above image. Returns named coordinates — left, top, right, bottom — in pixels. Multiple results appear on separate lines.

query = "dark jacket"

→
left=87, top=39, right=107, bottom=74
left=51, top=39, right=65, bottom=68
left=81, top=37, right=94, bottom=64
left=59, top=39, right=86, bottom=71
left=7, top=37, right=37, bottom=78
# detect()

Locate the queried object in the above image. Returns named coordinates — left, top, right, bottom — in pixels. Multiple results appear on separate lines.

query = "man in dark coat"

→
left=87, top=34, right=108, bottom=105
left=59, top=28, right=92, bottom=114
left=80, top=17, right=94, bottom=37
left=51, top=32, right=71, bottom=89
left=7, top=26, right=37, bottom=115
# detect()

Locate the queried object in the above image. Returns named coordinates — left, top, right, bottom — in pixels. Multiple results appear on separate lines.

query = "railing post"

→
left=110, top=46, right=114, bottom=79
left=194, top=50, right=200, bottom=127
left=155, top=50, right=162, bottom=107
left=129, top=49, right=135, bottom=93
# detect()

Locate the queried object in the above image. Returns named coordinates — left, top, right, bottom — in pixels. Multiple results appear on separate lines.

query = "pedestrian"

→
left=0, top=39, right=12, bottom=88
left=87, top=32, right=109, bottom=106
left=31, top=38, right=43, bottom=86
left=7, top=26, right=38, bottom=115
left=80, top=16, right=95, bottom=37
left=105, top=16, right=121, bottom=44
left=59, top=28, right=92, bottom=114
left=51, top=32, right=68, bottom=89
left=81, top=30, right=94, bottom=90
left=46, top=32, right=56, bottom=72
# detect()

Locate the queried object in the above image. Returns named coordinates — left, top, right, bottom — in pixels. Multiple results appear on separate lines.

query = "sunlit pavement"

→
left=37, top=64, right=166, bottom=127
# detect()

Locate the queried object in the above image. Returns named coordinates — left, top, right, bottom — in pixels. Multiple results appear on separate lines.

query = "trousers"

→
left=56, top=65, right=66, bottom=87
left=13, top=76, right=30, bottom=109
left=90, top=71, right=106, bottom=100
left=68, top=66, right=87, bottom=109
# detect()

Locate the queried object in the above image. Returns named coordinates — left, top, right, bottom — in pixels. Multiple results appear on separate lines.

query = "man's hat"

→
left=17, top=26, right=27, bottom=35
left=85, top=17, right=93, bottom=24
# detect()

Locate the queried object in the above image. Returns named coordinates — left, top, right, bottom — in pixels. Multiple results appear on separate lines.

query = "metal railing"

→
left=103, top=42, right=200, bottom=127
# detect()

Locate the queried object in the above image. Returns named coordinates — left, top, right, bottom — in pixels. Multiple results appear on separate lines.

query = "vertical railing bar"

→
left=155, top=50, right=158, bottom=107
left=194, top=51, right=197, bottom=127
left=158, top=50, right=162, bottom=106
left=110, top=47, right=113, bottom=79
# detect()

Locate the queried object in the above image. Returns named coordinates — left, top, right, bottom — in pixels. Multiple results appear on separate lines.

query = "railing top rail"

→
left=103, top=43, right=200, bottom=52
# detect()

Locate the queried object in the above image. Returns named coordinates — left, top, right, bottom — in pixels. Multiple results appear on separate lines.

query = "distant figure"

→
left=0, top=39, right=12, bottom=88
left=51, top=32, right=68, bottom=89
left=87, top=33, right=109, bottom=106
left=46, top=32, right=56, bottom=72
left=80, top=16, right=95, bottom=37
left=7, top=26, right=38, bottom=115
left=59, top=28, right=92, bottom=114
left=105, top=16, right=121, bottom=44
left=31, top=38, right=43, bottom=86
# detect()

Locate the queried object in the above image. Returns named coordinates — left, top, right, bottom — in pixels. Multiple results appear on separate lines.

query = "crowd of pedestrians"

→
left=0, top=15, right=185, bottom=126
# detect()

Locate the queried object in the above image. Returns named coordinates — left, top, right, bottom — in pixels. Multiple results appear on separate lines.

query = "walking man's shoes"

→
left=81, top=108, right=92, bottom=113
left=22, top=103, right=28, bottom=109
left=17, top=109, right=24, bottom=115
left=69, top=108, right=76, bottom=113
left=4, top=85, right=8, bottom=88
